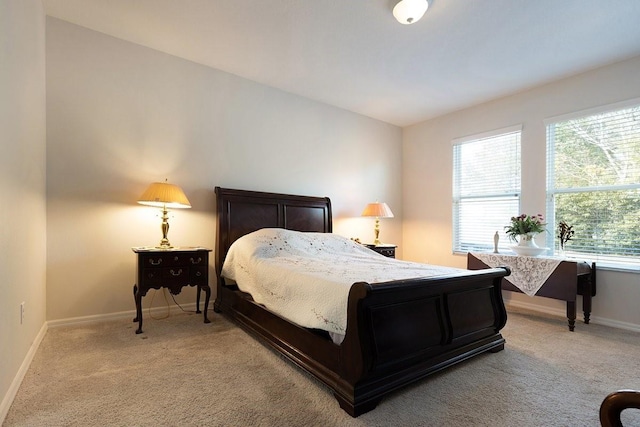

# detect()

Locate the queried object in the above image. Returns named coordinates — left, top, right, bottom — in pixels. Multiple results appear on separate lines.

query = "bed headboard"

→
left=214, top=187, right=332, bottom=275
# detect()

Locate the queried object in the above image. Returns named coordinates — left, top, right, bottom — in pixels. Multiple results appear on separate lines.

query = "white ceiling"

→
left=43, top=0, right=640, bottom=127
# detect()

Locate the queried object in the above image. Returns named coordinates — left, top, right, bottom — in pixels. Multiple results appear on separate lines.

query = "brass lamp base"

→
left=373, top=218, right=381, bottom=245
left=157, top=206, right=173, bottom=248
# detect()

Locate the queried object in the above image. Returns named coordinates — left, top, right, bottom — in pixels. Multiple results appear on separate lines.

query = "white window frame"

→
left=545, top=98, right=640, bottom=271
left=452, top=125, right=522, bottom=254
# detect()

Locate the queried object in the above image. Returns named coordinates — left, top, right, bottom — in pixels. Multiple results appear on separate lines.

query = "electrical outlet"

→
left=20, top=302, right=25, bottom=324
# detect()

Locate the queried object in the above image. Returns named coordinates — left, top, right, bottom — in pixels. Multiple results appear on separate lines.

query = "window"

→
left=546, top=101, right=640, bottom=269
left=453, top=126, right=521, bottom=253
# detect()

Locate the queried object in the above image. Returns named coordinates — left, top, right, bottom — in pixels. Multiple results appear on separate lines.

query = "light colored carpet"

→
left=4, top=307, right=640, bottom=426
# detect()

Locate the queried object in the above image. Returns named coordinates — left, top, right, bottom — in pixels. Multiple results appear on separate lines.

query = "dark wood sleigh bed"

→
left=213, top=187, right=510, bottom=417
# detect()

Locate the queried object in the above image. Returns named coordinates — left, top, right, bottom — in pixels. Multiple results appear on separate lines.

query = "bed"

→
left=214, top=187, right=510, bottom=417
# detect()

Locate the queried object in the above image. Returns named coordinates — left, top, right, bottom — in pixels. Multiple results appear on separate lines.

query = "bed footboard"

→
left=335, top=267, right=510, bottom=416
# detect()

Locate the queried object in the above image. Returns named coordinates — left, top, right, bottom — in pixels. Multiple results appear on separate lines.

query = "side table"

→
left=132, top=246, right=212, bottom=334
left=467, top=252, right=596, bottom=331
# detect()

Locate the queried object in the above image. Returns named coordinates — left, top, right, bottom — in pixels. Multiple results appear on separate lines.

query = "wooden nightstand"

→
left=364, top=244, right=397, bottom=258
left=132, top=246, right=212, bottom=334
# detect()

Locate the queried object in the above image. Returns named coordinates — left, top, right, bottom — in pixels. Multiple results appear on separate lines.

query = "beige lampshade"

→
left=361, top=202, right=394, bottom=218
left=137, top=182, right=191, bottom=209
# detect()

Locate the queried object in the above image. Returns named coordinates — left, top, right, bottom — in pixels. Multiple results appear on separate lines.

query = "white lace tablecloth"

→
left=470, top=253, right=562, bottom=296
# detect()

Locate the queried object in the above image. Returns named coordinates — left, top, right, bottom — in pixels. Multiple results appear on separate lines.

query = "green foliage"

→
left=504, top=214, right=546, bottom=242
left=550, top=106, right=640, bottom=258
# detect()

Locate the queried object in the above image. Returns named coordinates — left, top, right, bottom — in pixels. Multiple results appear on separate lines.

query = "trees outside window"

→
left=546, top=103, right=640, bottom=267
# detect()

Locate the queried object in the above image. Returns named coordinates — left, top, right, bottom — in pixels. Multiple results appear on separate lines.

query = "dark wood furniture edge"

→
left=577, top=261, right=596, bottom=324
left=600, top=390, right=640, bottom=427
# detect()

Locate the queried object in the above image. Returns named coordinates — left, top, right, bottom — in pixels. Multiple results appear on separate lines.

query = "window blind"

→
left=453, top=128, right=521, bottom=253
left=546, top=104, right=640, bottom=268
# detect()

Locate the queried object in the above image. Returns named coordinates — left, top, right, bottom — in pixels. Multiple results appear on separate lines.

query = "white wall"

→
left=45, top=18, right=402, bottom=321
left=403, top=55, right=640, bottom=329
left=0, top=0, right=47, bottom=419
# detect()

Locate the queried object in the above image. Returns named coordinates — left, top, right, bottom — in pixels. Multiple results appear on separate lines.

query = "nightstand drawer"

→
left=187, top=253, right=207, bottom=266
left=377, top=247, right=396, bottom=258
left=139, top=253, right=183, bottom=267
left=190, top=266, right=208, bottom=285
left=142, top=267, right=190, bottom=286
left=365, top=244, right=397, bottom=258
left=140, top=252, right=208, bottom=267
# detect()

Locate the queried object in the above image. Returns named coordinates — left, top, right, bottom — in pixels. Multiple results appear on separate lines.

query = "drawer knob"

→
left=149, top=258, right=162, bottom=266
left=170, top=269, right=183, bottom=276
left=190, top=257, right=202, bottom=265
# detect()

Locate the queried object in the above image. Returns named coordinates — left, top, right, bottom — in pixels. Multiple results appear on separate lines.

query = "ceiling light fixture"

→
left=393, top=0, right=429, bottom=25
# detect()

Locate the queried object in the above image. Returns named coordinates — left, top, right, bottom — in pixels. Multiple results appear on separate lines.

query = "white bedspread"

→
left=221, top=228, right=463, bottom=339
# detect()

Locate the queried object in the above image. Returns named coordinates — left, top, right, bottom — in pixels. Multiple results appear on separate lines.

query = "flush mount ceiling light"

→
left=393, top=0, right=429, bottom=25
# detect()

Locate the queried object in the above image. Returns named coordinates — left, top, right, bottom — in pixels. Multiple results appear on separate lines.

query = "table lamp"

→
left=137, top=180, right=191, bottom=248
left=361, top=202, right=394, bottom=245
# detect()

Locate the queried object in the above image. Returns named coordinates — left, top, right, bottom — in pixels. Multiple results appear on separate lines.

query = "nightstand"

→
left=365, top=244, right=397, bottom=258
left=132, top=246, right=212, bottom=334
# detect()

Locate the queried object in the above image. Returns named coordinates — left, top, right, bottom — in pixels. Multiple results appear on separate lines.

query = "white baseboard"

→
left=506, top=299, right=567, bottom=318
left=47, top=303, right=199, bottom=328
left=0, top=322, right=48, bottom=425
left=506, top=300, right=640, bottom=333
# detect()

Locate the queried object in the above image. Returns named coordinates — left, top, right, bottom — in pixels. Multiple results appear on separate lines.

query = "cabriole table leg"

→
left=133, top=284, right=144, bottom=334
left=203, top=284, right=211, bottom=324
